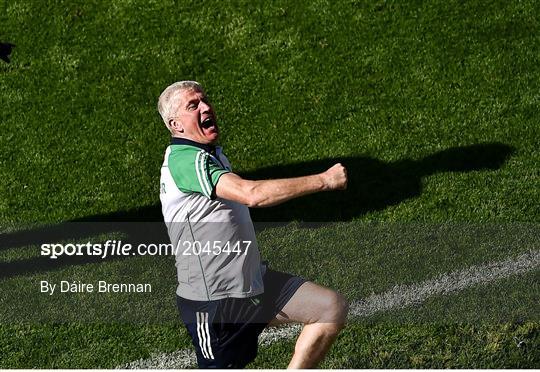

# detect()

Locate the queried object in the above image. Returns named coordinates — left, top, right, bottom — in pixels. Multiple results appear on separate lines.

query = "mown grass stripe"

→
left=119, top=250, right=539, bottom=369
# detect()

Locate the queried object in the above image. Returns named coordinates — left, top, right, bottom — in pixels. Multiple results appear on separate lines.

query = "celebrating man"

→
left=158, top=81, right=348, bottom=368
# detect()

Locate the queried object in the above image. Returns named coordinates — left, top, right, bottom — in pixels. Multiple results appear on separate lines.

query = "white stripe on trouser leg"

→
left=196, top=312, right=209, bottom=359
left=203, top=312, right=215, bottom=359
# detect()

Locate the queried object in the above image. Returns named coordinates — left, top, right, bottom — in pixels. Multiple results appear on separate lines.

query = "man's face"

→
left=172, top=88, right=219, bottom=144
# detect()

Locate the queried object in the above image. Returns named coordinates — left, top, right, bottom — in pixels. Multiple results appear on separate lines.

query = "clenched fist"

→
left=322, top=163, right=348, bottom=191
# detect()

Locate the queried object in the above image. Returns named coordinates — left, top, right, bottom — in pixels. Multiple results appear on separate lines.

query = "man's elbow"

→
left=242, top=183, right=267, bottom=208
left=218, top=177, right=266, bottom=207
left=244, top=192, right=264, bottom=208
left=245, top=197, right=268, bottom=208
left=244, top=198, right=258, bottom=208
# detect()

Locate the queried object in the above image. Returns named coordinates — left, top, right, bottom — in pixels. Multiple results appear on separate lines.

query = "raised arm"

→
left=215, top=163, right=347, bottom=208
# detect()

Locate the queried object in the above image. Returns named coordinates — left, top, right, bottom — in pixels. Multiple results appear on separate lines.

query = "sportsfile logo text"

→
left=40, top=240, right=252, bottom=259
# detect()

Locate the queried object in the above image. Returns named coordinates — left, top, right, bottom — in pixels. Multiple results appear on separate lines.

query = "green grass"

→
left=253, top=322, right=540, bottom=369
left=1, top=0, right=539, bottom=368
left=0, top=323, right=191, bottom=368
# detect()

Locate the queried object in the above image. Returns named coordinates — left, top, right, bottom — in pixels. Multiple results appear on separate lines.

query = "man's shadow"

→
left=247, top=142, right=514, bottom=222
left=0, top=143, right=514, bottom=279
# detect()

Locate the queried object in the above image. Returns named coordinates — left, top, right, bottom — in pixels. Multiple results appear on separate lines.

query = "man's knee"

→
left=333, top=292, right=349, bottom=326
left=319, top=290, right=349, bottom=325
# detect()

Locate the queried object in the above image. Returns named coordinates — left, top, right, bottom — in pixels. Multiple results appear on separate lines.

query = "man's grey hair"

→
left=157, top=81, right=205, bottom=132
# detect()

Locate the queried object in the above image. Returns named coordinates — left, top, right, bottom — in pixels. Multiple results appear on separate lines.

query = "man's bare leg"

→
left=269, top=281, right=349, bottom=369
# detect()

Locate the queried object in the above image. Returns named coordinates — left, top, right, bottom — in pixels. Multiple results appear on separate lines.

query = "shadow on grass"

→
left=246, top=142, right=514, bottom=222
left=0, top=143, right=514, bottom=279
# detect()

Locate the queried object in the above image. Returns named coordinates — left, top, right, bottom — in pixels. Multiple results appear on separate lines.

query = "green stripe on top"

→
left=168, top=144, right=230, bottom=199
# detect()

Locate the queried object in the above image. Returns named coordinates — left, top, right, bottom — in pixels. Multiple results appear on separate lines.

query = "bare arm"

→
left=215, top=163, right=347, bottom=208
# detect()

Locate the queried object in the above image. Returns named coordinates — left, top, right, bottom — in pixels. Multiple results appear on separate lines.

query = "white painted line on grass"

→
left=118, top=349, right=196, bottom=369
left=350, top=249, right=540, bottom=317
left=118, top=249, right=539, bottom=369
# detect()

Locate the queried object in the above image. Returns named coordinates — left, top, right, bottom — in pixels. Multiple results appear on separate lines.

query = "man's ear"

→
left=169, top=118, right=184, bottom=133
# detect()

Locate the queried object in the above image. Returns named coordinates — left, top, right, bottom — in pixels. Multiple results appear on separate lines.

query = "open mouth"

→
left=201, top=117, right=215, bottom=129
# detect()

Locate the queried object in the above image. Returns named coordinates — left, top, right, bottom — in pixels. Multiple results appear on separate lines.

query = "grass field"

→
left=1, top=0, right=539, bottom=368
